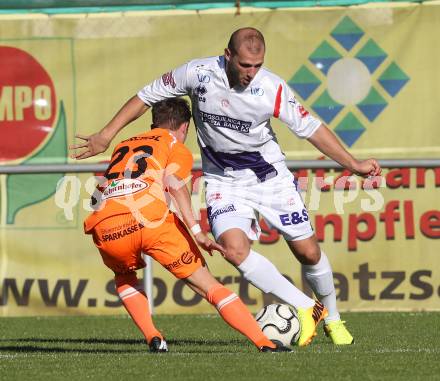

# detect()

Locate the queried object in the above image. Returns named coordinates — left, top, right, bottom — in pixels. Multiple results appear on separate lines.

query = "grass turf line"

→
left=0, top=312, right=439, bottom=380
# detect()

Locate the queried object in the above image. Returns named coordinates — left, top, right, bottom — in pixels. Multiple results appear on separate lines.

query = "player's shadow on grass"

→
left=0, top=337, right=144, bottom=345
left=167, top=338, right=244, bottom=346
left=0, top=337, right=244, bottom=354
left=0, top=345, right=138, bottom=354
left=0, top=338, right=144, bottom=354
left=0, top=337, right=241, bottom=345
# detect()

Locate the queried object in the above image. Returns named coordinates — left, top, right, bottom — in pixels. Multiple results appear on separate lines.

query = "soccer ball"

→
left=255, top=304, right=301, bottom=347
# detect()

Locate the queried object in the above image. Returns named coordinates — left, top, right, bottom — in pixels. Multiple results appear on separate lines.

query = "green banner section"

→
left=0, top=3, right=439, bottom=315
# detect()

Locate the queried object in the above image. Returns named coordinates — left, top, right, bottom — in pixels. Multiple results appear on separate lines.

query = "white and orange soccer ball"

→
left=255, top=304, right=301, bottom=347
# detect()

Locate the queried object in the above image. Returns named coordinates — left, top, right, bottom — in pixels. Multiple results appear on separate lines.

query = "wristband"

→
left=190, top=224, right=202, bottom=235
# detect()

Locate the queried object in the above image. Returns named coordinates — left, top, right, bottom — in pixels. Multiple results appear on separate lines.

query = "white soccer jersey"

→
left=137, top=56, right=321, bottom=183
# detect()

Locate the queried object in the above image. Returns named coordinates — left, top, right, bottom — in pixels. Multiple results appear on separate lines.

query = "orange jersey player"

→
left=81, top=98, right=290, bottom=353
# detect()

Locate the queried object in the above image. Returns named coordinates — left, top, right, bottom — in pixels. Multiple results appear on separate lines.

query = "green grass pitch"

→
left=1, top=312, right=439, bottom=380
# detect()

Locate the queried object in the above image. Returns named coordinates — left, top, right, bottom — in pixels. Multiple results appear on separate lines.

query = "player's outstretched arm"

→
left=307, top=124, right=382, bottom=177
left=70, top=95, right=149, bottom=160
left=167, top=176, right=225, bottom=257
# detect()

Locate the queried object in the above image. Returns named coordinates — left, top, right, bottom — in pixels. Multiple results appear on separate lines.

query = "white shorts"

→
left=205, top=167, right=314, bottom=242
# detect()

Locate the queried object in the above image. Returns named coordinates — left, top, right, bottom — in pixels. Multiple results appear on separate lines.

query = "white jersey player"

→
left=138, top=55, right=321, bottom=183
left=137, top=55, right=320, bottom=245
left=71, top=27, right=381, bottom=346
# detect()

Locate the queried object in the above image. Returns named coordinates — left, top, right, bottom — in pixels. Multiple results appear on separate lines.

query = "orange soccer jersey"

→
left=84, top=128, right=204, bottom=277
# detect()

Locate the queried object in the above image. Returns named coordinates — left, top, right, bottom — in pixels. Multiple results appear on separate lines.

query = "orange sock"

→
left=207, top=284, right=275, bottom=349
left=115, top=272, right=162, bottom=344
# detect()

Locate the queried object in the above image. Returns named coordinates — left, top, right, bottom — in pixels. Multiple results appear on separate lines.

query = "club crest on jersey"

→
left=162, top=71, right=176, bottom=88
left=197, top=73, right=210, bottom=83
left=221, top=99, right=230, bottom=108
left=250, top=87, right=264, bottom=96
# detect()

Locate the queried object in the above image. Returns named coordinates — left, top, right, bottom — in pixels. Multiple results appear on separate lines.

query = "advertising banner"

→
left=0, top=3, right=439, bottom=315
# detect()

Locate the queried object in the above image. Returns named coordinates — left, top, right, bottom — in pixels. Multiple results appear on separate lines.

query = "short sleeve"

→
left=275, top=81, right=322, bottom=139
left=137, top=62, right=190, bottom=106
left=166, top=143, right=194, bottom=181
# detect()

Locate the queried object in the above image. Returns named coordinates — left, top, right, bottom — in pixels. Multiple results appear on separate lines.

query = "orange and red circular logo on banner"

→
left=0, top=46, right=57, bottom=162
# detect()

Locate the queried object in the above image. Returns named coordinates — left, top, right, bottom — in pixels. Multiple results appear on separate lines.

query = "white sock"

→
left=238, top=250, right=314, bottom=309
left=302, top=251, right=340, bottom=323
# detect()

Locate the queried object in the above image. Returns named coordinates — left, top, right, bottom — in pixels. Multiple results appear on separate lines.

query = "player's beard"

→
left=226, top=62, right=243, bottom=89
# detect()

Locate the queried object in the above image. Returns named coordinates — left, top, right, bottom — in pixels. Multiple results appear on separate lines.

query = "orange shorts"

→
left=90, top=212, right=205, bottom=278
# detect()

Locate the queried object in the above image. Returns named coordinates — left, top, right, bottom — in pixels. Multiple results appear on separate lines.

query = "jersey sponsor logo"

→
left=207, top=204, right=237, bottom=222
left=101, top=179, right=148, bottom=200
left=161, top=71, right=176, bottom=88
left=250, top=87, right=264, bottom=96
left=199, top=110, right=251, bottom=133
left=181, top=251, right=195, bottom=264
left=101, top=222, right=144, bottom=242
left=197, top=74, right=210, bottom=83
left=279, top=208, right=309, bottom=226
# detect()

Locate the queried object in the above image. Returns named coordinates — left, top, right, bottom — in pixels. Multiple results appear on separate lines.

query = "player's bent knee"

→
left=114, top=271, right=138, bottom=287
left=223, top=247, right=249, bottom=266
left=288, top=236, right=322, bottom=265
left=295, top=248, right=321, bottom=265
left=219, top=230, right=250, bottom=266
